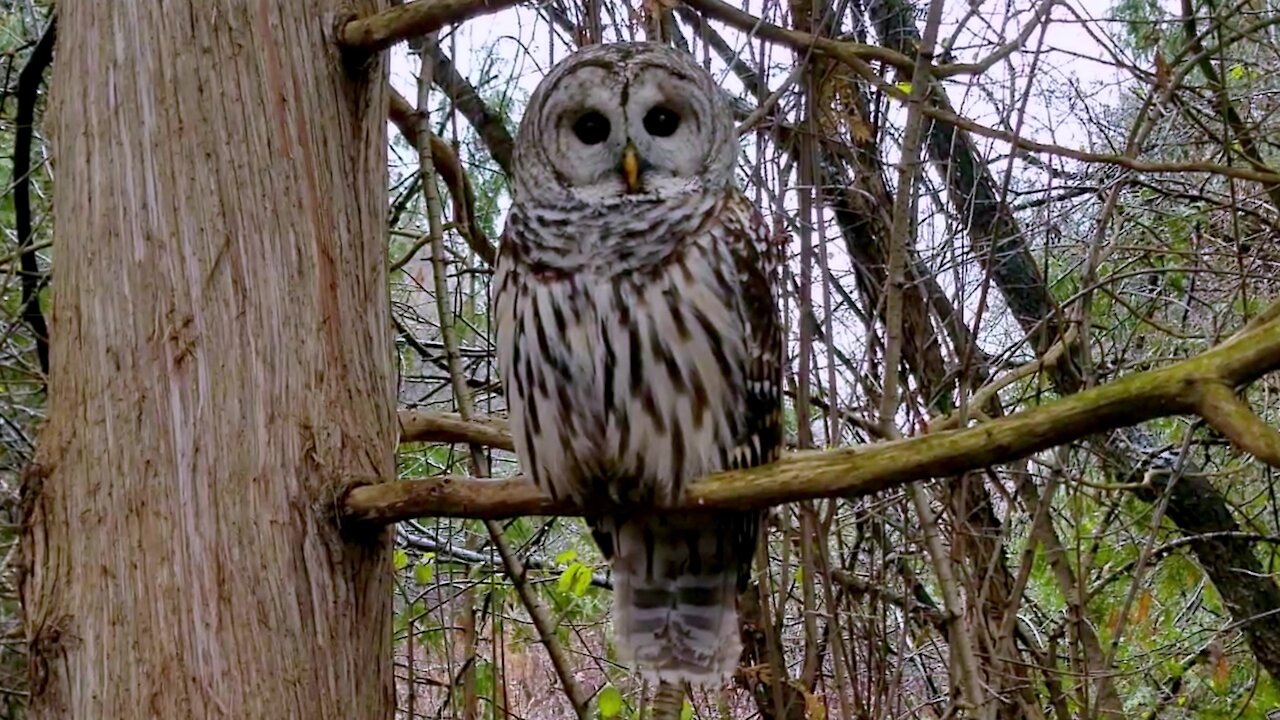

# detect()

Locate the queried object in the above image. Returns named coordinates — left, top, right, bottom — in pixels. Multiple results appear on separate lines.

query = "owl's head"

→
left=510, top=43, right=737, bottom=205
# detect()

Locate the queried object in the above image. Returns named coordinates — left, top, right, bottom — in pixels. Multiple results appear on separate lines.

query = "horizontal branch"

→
left=683, top=0, right=1045, bottom=80
left=337, top=0, right=521, bottom=53
left=682, top=0, right=914, bottom=74
left=398, top=409, right=513, bottom=450
left=400, top=525, right=613, bottom=588
left=349, top=474, right=563, bottom=522
left=346, top=304, right=1280, bottom=524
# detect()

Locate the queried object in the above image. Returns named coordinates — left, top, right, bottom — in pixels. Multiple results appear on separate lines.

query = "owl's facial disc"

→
left=618, top=64, right=715, bottom=193
left=531, top=65, right=629, bottom=197
left=528, top=46, right=735, bottom=201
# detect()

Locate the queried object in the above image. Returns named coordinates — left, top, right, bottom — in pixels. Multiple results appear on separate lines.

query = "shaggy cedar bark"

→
left=21, top=1, right=395, bottom=717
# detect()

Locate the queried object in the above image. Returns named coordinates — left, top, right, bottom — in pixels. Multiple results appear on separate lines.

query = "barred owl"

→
left=494, top=42, right=782, bottom=685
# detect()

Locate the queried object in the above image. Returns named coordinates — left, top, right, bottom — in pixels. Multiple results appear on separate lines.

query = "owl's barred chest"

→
left=496, top=236, right=750, bottom=506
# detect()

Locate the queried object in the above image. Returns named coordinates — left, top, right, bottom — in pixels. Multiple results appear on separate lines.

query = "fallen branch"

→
left=337, top=0, right=521, bottom=53
left=346, top=305, right=1280, bottom=524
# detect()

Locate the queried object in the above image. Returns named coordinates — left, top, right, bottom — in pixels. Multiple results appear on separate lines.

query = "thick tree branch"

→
left=348, top=306, right=1280, bottom=523
left=338, top=0, right=521, bottom=53
left=1195, top=382, right=1280, bottom=467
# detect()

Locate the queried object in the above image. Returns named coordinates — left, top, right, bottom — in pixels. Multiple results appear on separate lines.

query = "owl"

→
left=494, top=42, right=782, bottom=685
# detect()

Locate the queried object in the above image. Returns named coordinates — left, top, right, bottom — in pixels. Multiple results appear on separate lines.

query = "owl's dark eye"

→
left=572, top=111, right=611, bottom=145
left=643, top=106, right=680, bottom=137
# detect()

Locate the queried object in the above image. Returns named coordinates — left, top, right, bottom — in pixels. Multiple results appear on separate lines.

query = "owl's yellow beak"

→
left=621, top=142, right=642, bottom=193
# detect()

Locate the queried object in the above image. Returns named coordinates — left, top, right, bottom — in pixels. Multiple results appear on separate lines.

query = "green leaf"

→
left=393, top=549, right=409, bottom=571
left=555, top=549, right=578, bottom=565
left=1227, top=64, right=1245, bottom=82
left=895, top=81, right=913, bottom=95
left=414, top=561, right=435, bottom=585
left=557, top=563, right=579, bottom=595
left=558, top=562, right=594, bottom=597
left=597, top=685, right=623, bottom=718
left=573, top=565, right=592, bottom=596
left=680, top=698, right=693, bottom=720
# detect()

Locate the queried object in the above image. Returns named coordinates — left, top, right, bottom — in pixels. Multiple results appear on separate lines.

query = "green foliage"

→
left=414, top=555, right=436, bottom=585
left=596, top=685, right=624, bottom=718
left=557, top=561, right=594, bottom=597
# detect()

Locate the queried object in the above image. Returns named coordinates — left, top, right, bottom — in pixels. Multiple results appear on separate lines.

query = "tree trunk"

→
left=21, top=1, right=395, bottom=717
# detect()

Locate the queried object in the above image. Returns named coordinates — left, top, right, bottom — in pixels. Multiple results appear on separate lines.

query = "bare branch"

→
left=338, top=0, right=521, bottom=53
left=696, top=0, right=1280, bottom=187
left=424, top=43, right=515, bottom=178
left=398, top=409, right=513, bottom=450
left=412, top=39, right=588, bottom=717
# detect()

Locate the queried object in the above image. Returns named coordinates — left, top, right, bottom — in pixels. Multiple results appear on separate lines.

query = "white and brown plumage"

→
left=494, top=42, right=782, bottom=685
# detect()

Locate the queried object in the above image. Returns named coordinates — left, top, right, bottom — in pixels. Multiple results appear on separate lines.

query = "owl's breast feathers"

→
left=495, top=189, right=783, bottom=506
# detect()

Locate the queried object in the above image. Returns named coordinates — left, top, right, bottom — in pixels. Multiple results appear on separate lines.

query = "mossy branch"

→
left=346, top=305, right=1280, bottom=524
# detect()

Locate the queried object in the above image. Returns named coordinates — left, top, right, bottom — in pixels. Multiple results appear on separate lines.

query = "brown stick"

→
left=399, top=409, right=514, bottom=450
left=337, top=0, right=521, bottom=53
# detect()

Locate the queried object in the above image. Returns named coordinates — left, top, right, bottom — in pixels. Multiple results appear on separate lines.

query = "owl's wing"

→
left=725, top=190, right=784, bottom=471
left=715, top=191, right=783, bottom=597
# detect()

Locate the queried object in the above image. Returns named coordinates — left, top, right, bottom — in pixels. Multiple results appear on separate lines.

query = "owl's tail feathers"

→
left=601, top=513, right=751, bottom=687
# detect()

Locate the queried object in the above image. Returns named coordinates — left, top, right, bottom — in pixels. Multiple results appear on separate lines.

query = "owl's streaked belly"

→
left=495, top=240, right=749, bottom=506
